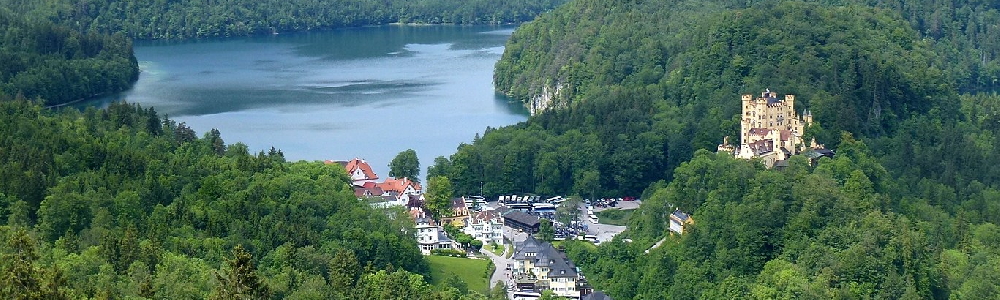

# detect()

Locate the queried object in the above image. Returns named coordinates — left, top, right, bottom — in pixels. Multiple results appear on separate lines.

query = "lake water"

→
left=85, top=25, right=528, bottom=180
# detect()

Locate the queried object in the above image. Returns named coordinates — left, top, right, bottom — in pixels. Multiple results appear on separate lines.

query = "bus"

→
left=506, top=203, right=531, bottom=211
left=532, top=203, right=556, bottom=213
left=512, top=291, right=542, bottom=300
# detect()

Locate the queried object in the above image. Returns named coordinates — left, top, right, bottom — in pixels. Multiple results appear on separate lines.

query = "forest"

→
left=0, top=0, right=567, bottom=40
left=0, top=98, right=510, bottom=299
left=426, top=0, right=1000, bottom=298
left=0, top=8, right=139, bottom=107
left=436, top=0, right=1000, bottom=198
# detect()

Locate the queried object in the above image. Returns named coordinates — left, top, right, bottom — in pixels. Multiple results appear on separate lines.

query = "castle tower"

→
left=726, top=89, right=817, bottom=166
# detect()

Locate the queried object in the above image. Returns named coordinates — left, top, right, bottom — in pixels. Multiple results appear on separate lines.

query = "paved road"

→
left=583, top=202, right=633, bottom=243
left=481, top=246, right=508, bottom=290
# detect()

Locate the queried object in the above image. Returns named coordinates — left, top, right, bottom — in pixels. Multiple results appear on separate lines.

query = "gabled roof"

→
left=503, top=211, right=540, bottom=227
left=451, top=197, right=468, bottom=210
left=748, top=128, right=771, bottom=136
left=406, top=194, right=424, bottom=209
left=670, top=209, right=694, bottom=225
left=780, top=130, right=791, bottom=141
left=353, top=184, right=384, bottom=197
left=469, top=210, right=501, bottom=225
left=583, top=291, right=613, bottom=300
left=345, top=158, right=378, bottom=180
left=512, top=236, right=578, bottom=278
left=328, top=158, right=378, bottom=181
left=377, top=177, right=422, bottom=194
left=748, top=139, right=774, bottom=155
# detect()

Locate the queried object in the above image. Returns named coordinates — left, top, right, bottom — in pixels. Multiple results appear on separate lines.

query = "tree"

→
left=0, top=229, right=69, bottom=300
left=556, top=196, right=583, bottom=226
left=427, top=156, right=452, bottom=180
left=426, top=176, right=454, bottom=220
left=389, top=149, right=420, bottom=183
left=211, top=245, right=270, bottom=300
left=328, top=249, right=361, bottom=292
left=537, top=219, right=554, bottom=242
left=488, top=281, right=508, bottom=300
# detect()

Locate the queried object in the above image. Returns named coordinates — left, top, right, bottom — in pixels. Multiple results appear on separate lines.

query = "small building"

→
left=511, top=236, right=580, bottom=298
left=504, top=210, right=541, bottom=234
left=377, top=177, right=423, bottom=204
left=582, top=291, right=613, bottom=300
left=415, top=216, right=457, bottom=255
left=441, top=196, right=471, bottom=227
left=464, top=209, right=504, bottom=245
left=669, top=209, right=694, bottom=235
left=327, top=158, right=379, bottom=186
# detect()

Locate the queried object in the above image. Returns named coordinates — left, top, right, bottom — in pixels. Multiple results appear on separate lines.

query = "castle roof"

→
left=749, top=128, right=770, bottom=136
left=748, top=140, right=774, bottom=155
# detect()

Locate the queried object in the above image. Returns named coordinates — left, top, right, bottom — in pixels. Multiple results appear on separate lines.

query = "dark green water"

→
left=86, top=25, right=528, bottom=178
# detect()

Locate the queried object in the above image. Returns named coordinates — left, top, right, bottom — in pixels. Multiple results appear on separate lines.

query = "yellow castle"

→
left=718, top=89, right=818, bottom=168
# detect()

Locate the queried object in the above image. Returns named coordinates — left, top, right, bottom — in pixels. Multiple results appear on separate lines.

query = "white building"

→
left=415, top=217, right=456, bottom=255
left=512, top=236, right=580, bottom=298
left=463, top=209, right=504, bottom=245
left=668, top=210, right=694, bottom=235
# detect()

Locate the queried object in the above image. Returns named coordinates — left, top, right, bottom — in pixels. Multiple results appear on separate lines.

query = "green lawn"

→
left=552, top=240, right=598, bottom=250
left=486, top=243, right=505, bottom=256
left=426, top=255, right=491, bottom=293
left=595, top=208, right=635, bottom=226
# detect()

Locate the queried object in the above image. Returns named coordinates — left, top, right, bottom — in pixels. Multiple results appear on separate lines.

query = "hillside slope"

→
left=0, top=9, right=138, bottom=106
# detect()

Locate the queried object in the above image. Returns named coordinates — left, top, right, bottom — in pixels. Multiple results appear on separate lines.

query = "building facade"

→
left=719, top=89, right=820, bottom=168
left=463, top=209, right=504, bottom=245
left=512, top=236, right=580, bottom=298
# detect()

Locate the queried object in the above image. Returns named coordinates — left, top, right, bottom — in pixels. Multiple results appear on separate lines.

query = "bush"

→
left=431, top=248, right=466, bottom=257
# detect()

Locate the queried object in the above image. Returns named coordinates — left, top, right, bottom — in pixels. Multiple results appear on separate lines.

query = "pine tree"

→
left=211, top=245, right=270, bottom=300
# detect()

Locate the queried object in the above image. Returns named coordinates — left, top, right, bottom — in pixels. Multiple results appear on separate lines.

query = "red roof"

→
left=377, top=177, right=421, bottom=194
left=339, top=158, right=378, bottom=181
left=780, top=130, right=791, bottom=141
left=749, top=128, right=770, bottom=136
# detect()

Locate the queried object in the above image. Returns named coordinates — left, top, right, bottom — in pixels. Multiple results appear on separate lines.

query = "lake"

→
left=84, top=25, right=529, bottom=181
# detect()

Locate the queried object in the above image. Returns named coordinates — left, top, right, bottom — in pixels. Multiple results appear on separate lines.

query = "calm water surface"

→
left=86, top=25, right=528, bottom=179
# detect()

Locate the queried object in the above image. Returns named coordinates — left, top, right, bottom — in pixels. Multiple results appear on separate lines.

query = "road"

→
left=583, top=201, right=637, bottom=243
left=481, top=246, right=508, bottom=290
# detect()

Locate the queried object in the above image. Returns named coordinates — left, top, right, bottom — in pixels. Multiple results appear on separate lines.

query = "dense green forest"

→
left=0, top=98, right=509, bottom=299
left=565, top=143, right=1000, bottom=299
left=432, top=0, right=1000, bottom=298
left=0, top=0, right=567, bottom=40
left=0, top=8, right=138, bottom=107
left=434, top=0, right=1000, bottom=198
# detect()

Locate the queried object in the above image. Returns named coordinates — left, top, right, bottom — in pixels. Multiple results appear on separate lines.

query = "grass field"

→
left=595, top=208, right=635, bottom=226
left=552, top=240, right=598, bottom=250
left=426, top=255, right=490, bottom=293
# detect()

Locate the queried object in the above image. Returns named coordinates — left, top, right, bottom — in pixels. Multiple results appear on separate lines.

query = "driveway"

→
left=480, top=246, right=509, bottom=290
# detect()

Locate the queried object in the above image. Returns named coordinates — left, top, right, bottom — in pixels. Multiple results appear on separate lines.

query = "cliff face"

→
left=528, top=84, right=564, bottom=115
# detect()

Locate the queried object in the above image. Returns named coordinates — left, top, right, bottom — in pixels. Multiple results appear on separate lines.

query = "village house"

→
left=376, top=177, right=423, bottom=205
left=512, top=236, right=581, bottom=298
left=669, top=209, right=695, bottom=235
left=463, top=209, right=504, bottom=245
left=504, top=210, right=541, bottom=234
left=718, top=89, right=825, bottom=168
left=414, top=214, right=458, bottom=255
left=327, top=158, right=379, bottom=186
left=441, top=196, right=471, bottom=227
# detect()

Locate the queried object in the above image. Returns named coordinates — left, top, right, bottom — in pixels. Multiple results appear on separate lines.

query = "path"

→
left=481, top=245, right=509, bottom=290
left=645, top=237, right=667, bottom=253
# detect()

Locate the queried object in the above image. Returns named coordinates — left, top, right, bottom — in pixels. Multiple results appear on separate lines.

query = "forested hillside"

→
left=0, top=98, right=505, bottom=299
left=0, top=9, right=138, bottom=106
left=0, top=0, right=567, bottom=39
left=457, top=0, right=1000, bottom=298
